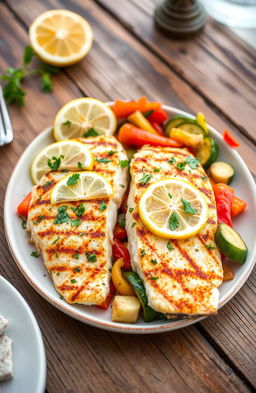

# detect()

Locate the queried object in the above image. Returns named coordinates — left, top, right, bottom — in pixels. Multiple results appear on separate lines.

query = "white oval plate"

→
left=4, top=105, right=256, bottom=334
left=0, top=276, right=46, bottom=392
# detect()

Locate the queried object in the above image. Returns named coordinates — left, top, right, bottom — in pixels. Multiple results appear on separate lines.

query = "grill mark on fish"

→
left=37, top=229, right=105, bottom=238
left=79, top=140, right=119, bottom=147
left=207, top=218, right=216, bottom=225
left=30, top=199, right=51, bottom=208
left=198, top=235, right=222, bottom=267
left=198, top=187, right=213, bottom=198
left=46, top=246, right=102, bottom=256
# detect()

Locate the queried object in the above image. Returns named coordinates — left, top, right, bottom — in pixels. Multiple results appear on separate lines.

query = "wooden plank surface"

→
left=0, top=0, right=255, bottom=392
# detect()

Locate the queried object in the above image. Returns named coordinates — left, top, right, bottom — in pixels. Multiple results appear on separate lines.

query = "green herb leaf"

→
left=131, top=222, right=136, bottom=228
left=31, top=251, right=40, bottom=258
left=40, top=64, right=60, bottom=75
left=141, top=250, right=145, bottom=257
left=185, top=156, right=200, bottom=169
left=96, top=158, right=111, bottom=164
left=151, top=259, right=158, bottom=265
left=1, top=68, right=26, bottom=106
left=58, top=205, right=67, bottom=212
left=129, top=207, right=134, bottom=213
left=168, top=157, right=176, bottom=164
left=139, top=173, right=152, bottom=185
left=63, top=120, right=72, bottom=127
left=70, top=279, right=77, bottom=283
left=77, top=161, right=83, bottom=169
left=47, top=155, right=64, bottom=170
left=74, top=267, right=81, bottom=272
left=119, top=160, right=129, bottom=168
left=52, top=236, right=60, bottom=245
left=108, top=150, right=116, bottom=156
left=33, top=215, right=45, bottom=224
left=153, top=168, right=160, bottom=172
left=167, top=241, right=174, bottom=251
left=41, top=72, right=52, bottom=92
left=181, top=198, right=198, bottom=215
left=23, top=45, right=35, bottom=65
left=119, top=218, right=126, bottom=228
left=169, top=212, right=179, bottom=231
left=85, top=252, right=97, bottom=263
left=70, top=219, right=81, bottom=227
left=79, top=232, right=85, bottom=237
left=53, top=206, right=70, bottom=224
left=21, top=217, right=27, bottom=229
left=71, top=204, right=85, bottom=217
left=176, top=162, right=186, bottom=170
left=168, top=193, right=172, bottom=199
left=83, top=128, right=98, bottom=138
left=99, top=201, right=107, bottom=211
left=202, top=176, right=207, bottom=180
left=67, top=173, right=80, bottom=186
left=73, top=254, right=79, bottom=259
left=43, top=180, right=52, bottom=188
left=205, top=244, right=215, bottom=250
left=150, top=276, right=159, bottom=281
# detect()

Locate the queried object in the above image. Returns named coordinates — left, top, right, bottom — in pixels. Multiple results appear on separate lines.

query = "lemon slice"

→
left=139, top=178, right=208, bottom=239
left=53, top=98, right=117, bottom=141
left=29, top=10, right=93, bottom=66
left=31, top=140, right=94, bottom=184
left=51, top=172, right=113, bottom=204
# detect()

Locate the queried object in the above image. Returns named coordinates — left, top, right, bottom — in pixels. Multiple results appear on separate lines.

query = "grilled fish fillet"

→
left=126, top=146, right=223, bottom=315
left=27, top=136, right=128, bottom=305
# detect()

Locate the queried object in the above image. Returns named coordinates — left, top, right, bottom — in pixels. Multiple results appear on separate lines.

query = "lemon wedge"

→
left=51, top=172, right=113, bottom=204
left=31, top=140, right=94, bottom=184
left=29, top=10, right=93, bottom=66
left=53, top=98, right=117, bottom=141
left=139, top=178, right=208, bottom=239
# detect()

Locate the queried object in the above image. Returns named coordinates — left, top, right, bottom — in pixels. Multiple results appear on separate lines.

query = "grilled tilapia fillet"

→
left=126, top=146, right=223, bottom=316
left=27, top=136, right=128, bottom=305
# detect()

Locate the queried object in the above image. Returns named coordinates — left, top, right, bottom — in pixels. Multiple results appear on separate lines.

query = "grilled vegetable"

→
left=118, top=124, right=183, bottom=148
left=97, top=281, right=116, bottom=310
left=17, top=192, right=32, bottom=217
left=124, top=272, right=160, bottom=322
left=177, top=120, right=206, bottom=137
left=231, top=196, right=247, bottom=218
left=113, top=223, right=127, bottom=240
left=215, top=223, right=248, bottom=264
left=147, top=108, right=168, bottom=124
left=164, top=115, right=189, bottom=136
left=222, top=263, right=234, bottom=281
left=210, top=161, right=235, bottom=184
left=213, top=183, right=234, bottom=227
left=112, top=238, right=131, bottom=269
left=196, top=137, right=219, bottom=168
left=170, top=128, right=203, bottom=148
left=196, top=112, right=208, bottom=135
left=112, top=258, right=135, bottom=296
left=112, top=97, right=161, bottom=118
left=112, top=295, right=141, bottom=323
left=223, top=129, right=240, bottom=148
left=128, top=110, right=158, bottom=135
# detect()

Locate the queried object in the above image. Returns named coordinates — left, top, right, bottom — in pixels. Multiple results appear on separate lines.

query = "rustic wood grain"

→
left=0, top=1, right=255, bottom=392
left=96, top=0, right=256, bottom=143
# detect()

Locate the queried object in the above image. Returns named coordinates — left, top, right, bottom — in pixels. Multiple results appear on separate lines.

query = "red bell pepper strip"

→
left=150, top=121, right=165, bottom=136
left=223, top=130, right=240, bottom=148
left=112, top=238, right=131, bottom=270
left=96, top=280, right=115, bottom=310
left=148, top=108, right=168, bottom=124
left=118, top=123, right=183, bottom=148
left=213, top=184, right=234, bottom=227
left=17, top=192, right=32, bottom=217
left=113, top=223, right=127, bottom=241
left=231, top=196, right=247, bottom=218
left=112, top=97, right=161, bottom=118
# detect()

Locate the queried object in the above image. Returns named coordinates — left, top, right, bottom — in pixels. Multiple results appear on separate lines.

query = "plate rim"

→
left=0, top=275, right=46, bottom=392
left=4, top=104, right=256, bottom=334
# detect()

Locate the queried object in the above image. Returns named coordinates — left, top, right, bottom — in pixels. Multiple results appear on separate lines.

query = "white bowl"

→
left=4, top=105, right=256, bottom=334
left=0, top=276, right=46, bottom=392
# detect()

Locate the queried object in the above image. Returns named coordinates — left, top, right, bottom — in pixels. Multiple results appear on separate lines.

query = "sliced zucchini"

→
left=177, top=120, right=206, bottom=137
left=164, top=115, right=189, bottom=136
left=215, top=223, right=248, bottom=264
left=209, top=161, right=235, bottom=184
left=196, top=137, right=219, bottom=168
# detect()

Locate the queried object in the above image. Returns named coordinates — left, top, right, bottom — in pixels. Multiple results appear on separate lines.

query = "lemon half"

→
left=139, top=178, right=208, bottom=239
left=29, top=9, right=93, bottom=66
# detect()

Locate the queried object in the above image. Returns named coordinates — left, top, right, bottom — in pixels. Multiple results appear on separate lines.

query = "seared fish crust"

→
left=27, top=136, right=128, bottom=305
left=126, top=146, right=223, bottom=316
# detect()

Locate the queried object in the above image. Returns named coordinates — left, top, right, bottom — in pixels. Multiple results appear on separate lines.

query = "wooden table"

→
left=0, top=1, right=255, bottom=392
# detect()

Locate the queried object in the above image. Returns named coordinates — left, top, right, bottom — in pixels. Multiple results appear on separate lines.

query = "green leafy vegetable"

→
left=52, top=237, right=60, bottom=245
left=47, top=155, right=64, bottom=170
left=108, top=150, right=116, bottom=156
left=119, top=160, right=130, bottom=168
left=85, top=251, right=97, bottom=262
left=167, top=241, right=174, bottom=251
left=71, top=204, right=85, bottom=217
left=141, top=250, right=146, bottom=257
left=205, top=244, right=215, bottom=250
left=67, top=173, right=80, bottom=186
left=40, top=72, right=53, bottom=92
left=99, top=201, right=107, bottom=211
left=176, top=162, right=186, bottom=170
left=23, top=45, right=35, bottom=65
left=169, top=212, right=179, bottom=231
left=181, top=198, right=198, bottom=215
left=83, top=128, right=98, bottom=138
left=31, top=251, right=40, bottom=258
left=73, top=254, right=79, bottom=259
left=77, top=161, right=83, bottom=169
left=168, top=157, right=176, bottom=164
left=153, top=168, right=160, bottom=172
left=151, top=259, right=158, bottom=265
left=70, top=219, right=81, bottom=227
left=139, top=173, right=152, bottom=185
left=63, top=120, right=72, bottom=127
left=185, top=156, right=200, bottom=169
left=96, top=158, right=111, bottom=164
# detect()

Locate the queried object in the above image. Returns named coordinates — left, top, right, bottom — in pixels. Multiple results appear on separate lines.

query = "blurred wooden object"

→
left=154, top=0, right=206, bottom=37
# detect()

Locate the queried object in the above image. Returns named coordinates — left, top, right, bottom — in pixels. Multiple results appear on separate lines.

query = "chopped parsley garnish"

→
left=120, top=184, right=125, bottom=188
left=52, top=236, right=60, bottom=245
left=83, top=128, right=98, bottom=138
left=202, top=176, right=207, bottom=180
left=141, top=250, right=145, bottom=257
left=167, top=241, right=174, bottom=251
left=153, top=168, right=160, bottom=172
left=79, top=232, right=85, bottom=237
left=85, top=251, right=97, bottom=263
left=150, top=276, right=159, bottom=281
left=176, top=161, right=186, bottom=170
left=55, top=252, right=59, bottom=258
left=70, top=279, right=77, bottom=283
left=139, top=173, right=152, bottom=185
left=70, top=219, right=81, bottom=227
left=63, top=120, right=72, bottom=127
left=119, top=218, right=126, bottom=228
left=169, top=212, right=179, bottom=231
left=58, top=205, right=67, bottom=212
left=67, top=173, right=80, bottom=186
left=43, top=180, right=52, bottom=188
left=77, top=161, right=83, bottom=170
left=33, top=215, right=45, bottom=224
left=129, top=207, right=134, bottom=213
left=73, top=254, right=79, bottom=259
left=181, top=198, right=197, bottom=215
left=131, top=222, right=136, bottom=228
left=31, top=251, right=40, bottom=257
left=205, top=244, right=215, bottom=250
left=108, top=150, right=116, bottom=156
left=21, top=217, right=27, bottom=229
left=168, top=157, right=176, bottom=164
left=47, top=155, right=64, bottom=170
left=119, top=160, right=129, bottom=168
left=108, top=267, right=112, bottom=273
left=96, top=158, right=111, bottom=164
left=59, top=295, right=64, bottom=300
left=53, top=206, right=70, bottom=224
left=168, top=193, right=172, bottom=199
left=99, top=201, right=107, bottom=211
left=71, top=204, right=85, bottom=217
left=61, top=168, right=69, bottom=173
left=185, top=156, right=200, bottom=169
left=74, top=267, right=80, bottom=272
left=151, top=259, right=158, bottom=265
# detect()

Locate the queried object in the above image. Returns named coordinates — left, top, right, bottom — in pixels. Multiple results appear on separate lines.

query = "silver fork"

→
left=0, top=86, right=13, bottom=146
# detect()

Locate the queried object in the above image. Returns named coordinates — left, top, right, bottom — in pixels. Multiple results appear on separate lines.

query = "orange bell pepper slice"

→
left=112, top=97, right=161, bottom=118
left=231, top=196, right=247, bottom=217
